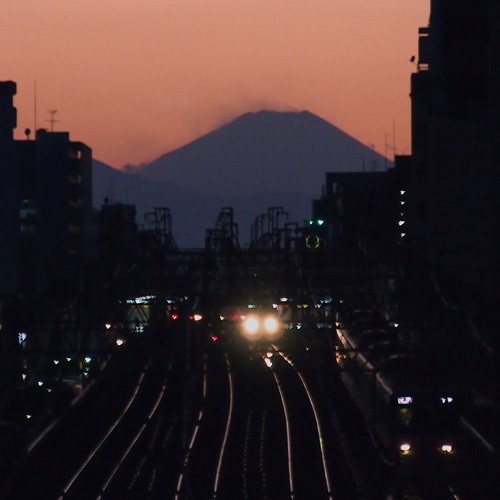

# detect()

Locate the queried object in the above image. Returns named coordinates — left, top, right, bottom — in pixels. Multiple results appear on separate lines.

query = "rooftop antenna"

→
left=393, top=118, right=396, bottom=160
left=384, top=133, right=389, bottom=169
left=34, top=79, right=37, bottom=134
left=47, top=109, right=58, bottom=132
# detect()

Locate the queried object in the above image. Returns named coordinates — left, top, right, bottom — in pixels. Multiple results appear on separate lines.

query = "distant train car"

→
left=218, top=303, right=286, bottom=344
left=240, top=308, right=285, bottom=342
left=335, top=308, right=461, bottom=474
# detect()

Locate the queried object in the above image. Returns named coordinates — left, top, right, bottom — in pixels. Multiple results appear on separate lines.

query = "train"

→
left=218, top=303, right=287, bottom=344
left=334, top=306, right=462, bottom=474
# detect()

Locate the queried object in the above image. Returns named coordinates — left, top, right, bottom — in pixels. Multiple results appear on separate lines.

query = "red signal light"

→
left=171, top=313, right=179, bottom=320
left=211, top=335, right=218, bottom=342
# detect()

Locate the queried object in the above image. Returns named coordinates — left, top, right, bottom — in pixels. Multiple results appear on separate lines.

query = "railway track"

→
left=7, top=313, right=495, bottom=499
left=182, top=328, right=365, bottom=500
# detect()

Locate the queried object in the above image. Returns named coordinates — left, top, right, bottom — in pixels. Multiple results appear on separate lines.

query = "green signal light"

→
left=305, top=234, right=321, bottom=250
left=305, top=219, right=325, bottom=227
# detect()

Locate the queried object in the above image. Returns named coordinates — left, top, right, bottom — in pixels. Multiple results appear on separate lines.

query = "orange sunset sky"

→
left=2, top=0, right=429, bottom=170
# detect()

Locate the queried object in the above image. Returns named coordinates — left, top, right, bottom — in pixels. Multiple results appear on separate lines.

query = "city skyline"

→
left=2, top=0, right=429, bottom=169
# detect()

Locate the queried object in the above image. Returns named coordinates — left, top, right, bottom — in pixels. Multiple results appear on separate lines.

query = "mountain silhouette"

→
left=94, top=110, right=390, bottom=247
left=134, top=110, right=389, bottom=197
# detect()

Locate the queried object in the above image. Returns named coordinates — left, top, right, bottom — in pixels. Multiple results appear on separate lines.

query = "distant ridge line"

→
left=133, top=109, right=389, bottom=197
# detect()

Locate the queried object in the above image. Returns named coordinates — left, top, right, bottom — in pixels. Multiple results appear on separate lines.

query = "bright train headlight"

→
left=263, top=316, right=279, bottom=334
left=440, top=444, right=453, bottom=454
left=400, top=443, right=411, bottom=455
left=243, top=316, right=260, bottom=336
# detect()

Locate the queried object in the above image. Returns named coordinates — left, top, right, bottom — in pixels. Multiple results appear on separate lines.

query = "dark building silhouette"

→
left=0, top=81, right=93, bottom=302
left=0, top=81, right=94, bottom=407
left=312, top=155, right=409, bottom=262
left=409, top=1, right=500, bottom=326
left=0, top=82, right=19, bottom=296
left=98, top=201, right=138, bottom=284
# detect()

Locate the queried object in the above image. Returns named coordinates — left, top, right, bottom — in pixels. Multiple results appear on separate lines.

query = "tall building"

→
left=316, top=171, right=399, bottom=258
left=98, top=201, right=138, bottom=284
left=0, top=82, right=19, bottom=296
left=0, top=82, right=93, bottom=302
left=409, top=1, right=500, bottom=324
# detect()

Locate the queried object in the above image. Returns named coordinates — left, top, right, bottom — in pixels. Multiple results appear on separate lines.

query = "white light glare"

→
left=400, top=443, right=411, bottom=454
left=243, top=316, right=260, bottom=335
left=397, top=396, right=413, bottom=405
left=116, top=338, right=125, bottom=346
left=264, top=316, right=279, bottom=334
left=441, top=444, right=453, bottom=453
left=440, top=396, right=454, bottom=404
